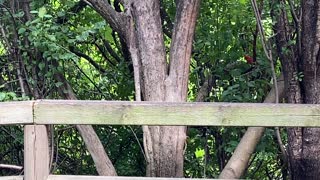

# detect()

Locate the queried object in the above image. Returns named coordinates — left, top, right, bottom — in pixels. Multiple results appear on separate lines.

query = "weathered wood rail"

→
left=3, top=100, right=320, bottom=126
left=1, top=100, right=320, bottom=180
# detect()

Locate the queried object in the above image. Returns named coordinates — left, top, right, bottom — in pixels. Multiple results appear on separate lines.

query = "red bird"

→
left=244, top=55, right=254, bottom=64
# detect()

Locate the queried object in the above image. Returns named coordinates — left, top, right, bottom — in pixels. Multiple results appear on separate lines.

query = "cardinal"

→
left=244, top=55, right=254, bottom=64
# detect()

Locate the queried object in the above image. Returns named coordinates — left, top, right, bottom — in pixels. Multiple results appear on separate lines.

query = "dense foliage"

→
left=0, top=0, right=289, bottom=178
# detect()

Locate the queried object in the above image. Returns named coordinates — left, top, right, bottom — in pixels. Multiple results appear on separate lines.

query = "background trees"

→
left=0, top=0, right=317, bottom=179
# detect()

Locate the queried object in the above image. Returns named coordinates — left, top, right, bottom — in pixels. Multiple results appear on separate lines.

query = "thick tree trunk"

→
left=87, top=0, right=200, bottom=176
left=273, top=0, right=320, bottom=179
left=291, top=1, right=320, bottom=178
left=130, top=0, right=200, bottom=177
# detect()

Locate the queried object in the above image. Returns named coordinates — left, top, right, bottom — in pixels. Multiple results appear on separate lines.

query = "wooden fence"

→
left=1, top=100, right=320, bottom=180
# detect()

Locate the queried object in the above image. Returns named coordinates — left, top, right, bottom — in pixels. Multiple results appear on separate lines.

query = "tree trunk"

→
left=219, top=74, right=285, bottom=179
left=87, top=0, right=200, bottom=176
left=289, top=1, right=320, bottom=179
left=54, top=71, right=117, bottom=176
left=273, top=0, right=320, bottom=179
left=130, top=0, right=200, bottom=176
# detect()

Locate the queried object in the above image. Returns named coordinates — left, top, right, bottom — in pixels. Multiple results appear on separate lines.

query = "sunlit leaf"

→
left=38, top=7, right=47, bottom=18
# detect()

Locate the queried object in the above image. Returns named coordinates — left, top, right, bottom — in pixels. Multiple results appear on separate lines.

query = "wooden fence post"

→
left=24, top=125, right=49, bottom=180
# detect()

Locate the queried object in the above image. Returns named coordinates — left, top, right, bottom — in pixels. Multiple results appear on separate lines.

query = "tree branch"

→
left=92, top=41, right=115, bottom=66
left=251, top=0, right=287, bottom=166
left=195, top=75, right=215, bottom=102
left=101, top=37, right=123, bottom=63
left=166, top=0, right=201, bottom=102
left=219, top=74, right=285, bottom=179
left=86, top=0, right=129, bottom=41
left=69, top=46, right=108, bottom=73
left=0, top=164, right=23, bottom=170
left=57, top=0, right=88, bottom=24
left=53, top=60, right=117, bottom=175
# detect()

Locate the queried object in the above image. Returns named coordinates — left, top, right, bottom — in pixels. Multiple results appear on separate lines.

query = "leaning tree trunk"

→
left=219, top=74, right=285, bottom=179
left=54, top=69, right=117, bottom=176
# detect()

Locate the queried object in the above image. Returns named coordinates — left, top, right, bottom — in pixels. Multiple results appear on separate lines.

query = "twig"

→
left=128, top=126, right=147, bottom=162
left=0, top=164, right=23, bottom=170
left=287, top=0, right=299, bottom=25
left=70, top=59, right=108, bottom=99
left=70, top=46, right=108, bottom=73
left=287, top=0, right=302, bottom=57
left=127, top=6, right=142, bottom=101
left=251, top=0, right=287, bottom=166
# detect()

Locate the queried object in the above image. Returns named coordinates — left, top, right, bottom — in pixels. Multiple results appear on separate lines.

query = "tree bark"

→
left=130, top=0, right=200, bottom=177
left=291, top=1, right=320, bottom=178
left=273, top=0, right=320, bottom=179
left=87, top=0, right=200, bottom=176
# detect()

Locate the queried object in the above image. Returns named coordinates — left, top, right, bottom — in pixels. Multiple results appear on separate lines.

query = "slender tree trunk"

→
left=54, top=70, right=117, bottom=176
left=219, top=74, right=285, bottom=179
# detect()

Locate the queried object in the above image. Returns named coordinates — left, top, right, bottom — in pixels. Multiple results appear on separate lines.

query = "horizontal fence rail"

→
left=1, top=100, right=320, bottom=127
left=1, top=100, right=320, bottom=180
left=0, top=175, right=207, bottom=180
left=0, top=101, right=34, bottom=125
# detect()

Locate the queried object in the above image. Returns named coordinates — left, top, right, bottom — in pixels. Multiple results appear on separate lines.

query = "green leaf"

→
left=38, top=62, right=45, bottom=70
left=18, top=27, right=26, bottom=35
left=55, top=82, right=63, bottom=87
left=0, top=92, right=5, bottom=101
left=57, top=11, right=65, bottom=17
left=38, top=7, right=47, bottom=18
left=30, top=10, right=38, bottom=14
left=44, top=15, right=53, bottom=18
left=239, top=0, right=247, bottom=5
left=47, top=35, right=56, bottom=41
left=195, top=149, right=205, bottom=158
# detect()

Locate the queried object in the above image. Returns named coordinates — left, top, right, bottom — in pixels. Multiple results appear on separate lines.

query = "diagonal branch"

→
left=53, top=60, right=116, bottom=175
left=219, top=74, right=285, bottom=179
left=101, top=37, right=123, bottom=63
left=69, top=46, right=108, bottom=73
left=57, top=0, right=88, bottom=24
left=86, top=0, right=129, bottom=40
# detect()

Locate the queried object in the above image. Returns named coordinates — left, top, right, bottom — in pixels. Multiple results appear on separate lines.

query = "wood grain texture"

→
left=33, top=100, right=320, bottom=127
left=0, top=176, right=23, bottom=180
left=24, top=125, right=49, bottom=180
left=0, top=101, right=34, bottom=125
left=48, top=175, right=206, bottom=180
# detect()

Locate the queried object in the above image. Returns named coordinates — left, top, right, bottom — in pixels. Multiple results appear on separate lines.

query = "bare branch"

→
left=195, top=75, right=215, bottom=102
left=57, top=0, right=88, bottom=24
left=0, top=164, right=23, bottom=170
left=251, top=0, right=287, bottom=166
left=69, top=46, right=108, bottom=73
left=101, top=38, right=123, bottom=63
left=53, top=62, right=117, bottom=175
left=287, top=0, right=300, bottom=25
